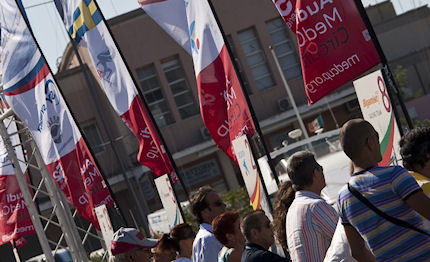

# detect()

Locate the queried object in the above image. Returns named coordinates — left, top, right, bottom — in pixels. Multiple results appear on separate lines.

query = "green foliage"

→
left=221, top=187, right=252, bottom=216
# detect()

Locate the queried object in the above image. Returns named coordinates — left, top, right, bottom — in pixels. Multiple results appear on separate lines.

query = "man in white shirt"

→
left=190, top=186, right=226, bottom=262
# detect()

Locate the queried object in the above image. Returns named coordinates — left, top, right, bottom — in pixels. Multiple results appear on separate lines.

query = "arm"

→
left=404, top=190, right=430, bottom=220
left=343, top=225, right=376, bottom=262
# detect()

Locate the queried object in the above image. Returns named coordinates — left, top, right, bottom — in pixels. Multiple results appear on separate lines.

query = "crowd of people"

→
left=108, top=119, right=430, bottom=261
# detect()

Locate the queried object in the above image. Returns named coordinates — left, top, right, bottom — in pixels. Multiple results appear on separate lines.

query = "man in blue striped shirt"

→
left=337, top=119, right=430, bottom=261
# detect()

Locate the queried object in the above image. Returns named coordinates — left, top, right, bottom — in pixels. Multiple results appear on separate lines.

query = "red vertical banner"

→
left=0, top=118, right=35, bottom=246
left=273, top=0, right=380, bottom=104
left=186, top=0, right=256, bottom=161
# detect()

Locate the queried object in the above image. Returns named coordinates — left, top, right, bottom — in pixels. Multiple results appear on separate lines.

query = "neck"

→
left=301, top=185, right=321, bottom=195
left=250, top=240, right=268, bottom=250
left=352, top=160, right=378, bottom=173
left=179, top=250, right=192, bottom=259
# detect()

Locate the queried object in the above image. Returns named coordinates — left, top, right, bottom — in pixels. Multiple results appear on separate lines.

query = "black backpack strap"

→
left=347, top=183, right=430, bottom=237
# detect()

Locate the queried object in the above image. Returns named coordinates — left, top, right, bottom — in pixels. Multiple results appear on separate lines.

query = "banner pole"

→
left=90, top=0, right=188, bottom=216
left=0, top=116, right=55, bottom=262
left=67, top=36, right=148, bottom=232
left=12, top=240, right=22, bottom=262
left=353, top=0, right=413, bottom=133
left=206, top=0, right=281, bottom=186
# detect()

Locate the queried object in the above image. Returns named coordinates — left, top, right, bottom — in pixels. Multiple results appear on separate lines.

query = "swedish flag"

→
left=68, top=0, right=102, bottom=43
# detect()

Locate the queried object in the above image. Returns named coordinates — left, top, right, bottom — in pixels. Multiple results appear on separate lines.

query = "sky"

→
left=22, top=0, right=430, bottom=73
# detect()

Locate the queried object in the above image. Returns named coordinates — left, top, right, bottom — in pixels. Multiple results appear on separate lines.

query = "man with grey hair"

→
left=285, top=151, right=338, bottom=261
left=240, top=210, right=288, bottom=262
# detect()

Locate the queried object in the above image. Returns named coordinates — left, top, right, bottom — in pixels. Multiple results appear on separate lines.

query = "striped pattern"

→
left=3, top=57, right=49, bottom=96
left=68, top=0, right=102, bottom=42
left=286, top=190, right=338, bottom=262
left=338, top=166, right=430, bottom=261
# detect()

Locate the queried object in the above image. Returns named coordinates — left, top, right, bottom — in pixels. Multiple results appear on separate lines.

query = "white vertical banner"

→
left=232, top=135, right=272, bottom=220
left=154, top=174, right=183, bottom=229
left=95, top=204, right=114, bottom=255
left=353, top=70, right=402, bottom=166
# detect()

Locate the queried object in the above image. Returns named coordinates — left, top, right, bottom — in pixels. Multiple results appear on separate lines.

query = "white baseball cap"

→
left=110, top=227, right=158, bottom=255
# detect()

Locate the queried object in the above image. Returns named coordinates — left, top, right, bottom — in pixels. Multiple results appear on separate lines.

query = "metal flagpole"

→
left=353, top=0, right=413, bottom=134
left=90, top=0, right=190, bottom=216
left=269, top=46, right=310, bottom=141
left=67, top=36, right=150, bottom=233
left=207, top=0, right=281, bottom=187
left=0, top=109, right=55, bottom=262
left=12, top=240, right=22, bottom=262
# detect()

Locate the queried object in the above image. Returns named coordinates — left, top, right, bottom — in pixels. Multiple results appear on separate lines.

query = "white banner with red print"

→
left=0, top=0, right=112, bottom=228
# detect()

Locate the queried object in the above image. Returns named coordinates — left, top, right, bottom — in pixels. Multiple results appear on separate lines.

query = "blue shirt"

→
left=192, top=223, right=223, bottom=262
left=337, top=166, right=430, bottom=261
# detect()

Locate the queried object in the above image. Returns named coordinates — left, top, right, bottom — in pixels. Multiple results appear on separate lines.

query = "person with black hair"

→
left=190, top=186, right=226, bottom=262
left=240, top=210, right=289, bottom=262
left=400, top=126, right=430, bottom=229
left=273, top=151, right=337, bottom=262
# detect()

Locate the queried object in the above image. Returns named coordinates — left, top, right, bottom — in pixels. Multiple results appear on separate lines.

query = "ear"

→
left=227, top=232, right=237, bottom=242
left=200, top=208, right=210, bottom=222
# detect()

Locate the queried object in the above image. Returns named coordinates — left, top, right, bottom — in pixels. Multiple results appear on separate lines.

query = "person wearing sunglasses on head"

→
left=277, top=151, right=338, bottom=262
left=190, top=186, right=226, bottom=262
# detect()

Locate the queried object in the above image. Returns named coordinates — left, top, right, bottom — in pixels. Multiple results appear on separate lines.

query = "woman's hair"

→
left=156, top=233, right=179, bottom=253
left=170, top=223, right=195, bottom=245
left=272, top=181, right=295, bottom=250
left=212, top=212, right=240, bottom=247
left=400, top=127, right=430, bottom=170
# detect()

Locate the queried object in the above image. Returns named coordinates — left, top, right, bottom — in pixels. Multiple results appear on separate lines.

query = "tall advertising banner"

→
left=0, top=0, right=113, bottom=228
left=54, top=0, right=174, bottom=177
left=0, top=118, right=35, bottom=246
left=232, top=135, right=272, bottom=219
left=273, top=0, right=380, bottom=104
left=185, top=0, right=256, bottom=161
left=353, top=70, right=401, bottom=165
left=154, top=174, right=183, bottom=229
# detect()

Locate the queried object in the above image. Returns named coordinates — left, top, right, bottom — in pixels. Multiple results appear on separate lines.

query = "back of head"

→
left=273, top=181, right=295, bottom=250
left=170, top=223, right=194, bottom=242
left=240, top=210, right=265, bottom=242
left=286, top=151, right=317, bottom=190
left=156, top=233, right=179, bottom=253
left=190, top=186, right=213, bottom=224
left=340, top=119, right=376, bottom=161
left=400, top=127, right=430, bottom=170
left=212, top=212, right=240, bottom=246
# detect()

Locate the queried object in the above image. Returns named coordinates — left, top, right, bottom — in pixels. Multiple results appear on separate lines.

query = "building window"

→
left=82, top=124, right=105, bottom=154
left=238, top=28, right=275, bottom=91
left=266, top=18, right=302, bottom=80
left=162, top=58, right=199, bottom=119
left=137, top=65, right=175, bottom=127
left=226, top=35, right=252, bottom=95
